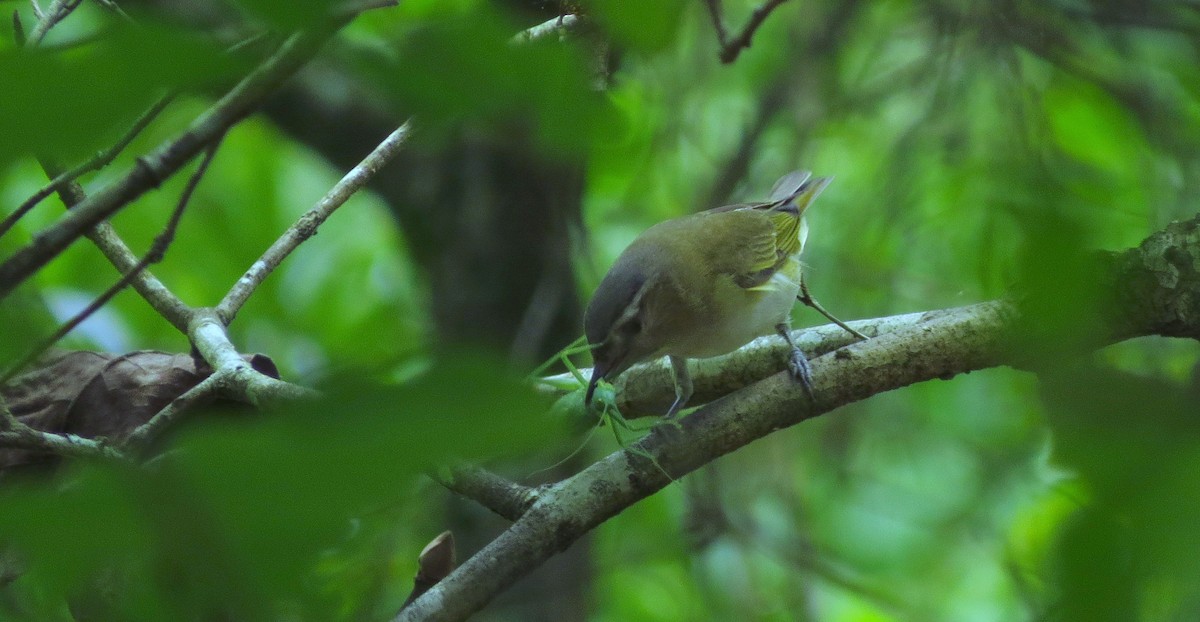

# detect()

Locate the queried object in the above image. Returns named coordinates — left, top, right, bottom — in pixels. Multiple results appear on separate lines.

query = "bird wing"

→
left=702, top=170, right=825, bottom=291
left=723, top=205, right=801, bottom=291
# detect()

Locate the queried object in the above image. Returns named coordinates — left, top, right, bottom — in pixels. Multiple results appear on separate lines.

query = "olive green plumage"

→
left=584, top=171, right=832, bottom=416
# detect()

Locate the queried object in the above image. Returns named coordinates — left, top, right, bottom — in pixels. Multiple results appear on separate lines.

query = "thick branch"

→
left=397, top=214, right=1200, bottom=622
left=188, top=310, right=317, bottom=407
left=434, top=465, right=540, bottom=522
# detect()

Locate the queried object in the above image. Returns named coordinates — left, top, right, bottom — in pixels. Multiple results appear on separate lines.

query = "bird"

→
left=583, top=170, right=840, bottom=417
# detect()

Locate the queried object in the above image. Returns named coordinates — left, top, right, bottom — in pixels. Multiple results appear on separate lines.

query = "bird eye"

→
left=623, top=318, right=642, bottom=335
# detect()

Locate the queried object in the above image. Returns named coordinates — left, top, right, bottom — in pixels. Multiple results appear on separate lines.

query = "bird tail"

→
left=768, top=170, right=833, bottom=217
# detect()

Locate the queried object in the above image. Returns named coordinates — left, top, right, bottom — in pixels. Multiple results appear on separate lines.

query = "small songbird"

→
left=584, top=170, right=832, bottom=417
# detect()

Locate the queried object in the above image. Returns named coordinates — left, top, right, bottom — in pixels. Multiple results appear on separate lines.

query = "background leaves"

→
left=0, top=0, right=1198, bottom=620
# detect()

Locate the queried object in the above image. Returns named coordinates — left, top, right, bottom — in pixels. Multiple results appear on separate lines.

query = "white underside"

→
left=669, top=262, right=801, bottom=359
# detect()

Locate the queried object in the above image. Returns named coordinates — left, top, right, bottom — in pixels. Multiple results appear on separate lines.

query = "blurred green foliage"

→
left=0, top=356, right=560, bottom=619
left=0, top=0, right=1198, bottom=620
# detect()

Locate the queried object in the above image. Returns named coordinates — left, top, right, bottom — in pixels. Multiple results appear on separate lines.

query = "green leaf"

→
left=583, top=0, right=686, bottom=52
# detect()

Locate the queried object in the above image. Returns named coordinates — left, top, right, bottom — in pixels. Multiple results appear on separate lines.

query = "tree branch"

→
left=121, top=372, right=224, bottom=452
left=0, top=19, right=352, bottom=303
left=187, top=309, right=318, bottom=407
left=0, top=138, right=222, bottom=386
left=703, top=0, right=791, bottom=64
left=24, top=0, right=81, bottom=46
left=433, top=465, right=540, bottom=522
left=0, top=94, right=176, bottom=239
left=396, top=214, right=1200, bottom=622
left=510, top=14, right=583, bottom=44
left=217, top=120, right=413, bottom=324
left=0, top=398, right=126, bottom=462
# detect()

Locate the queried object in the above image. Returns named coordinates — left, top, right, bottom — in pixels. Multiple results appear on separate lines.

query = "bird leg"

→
left=797, top=274, right=868, bottom=341
left=666, top=355, right=694, bottom=418
left=775, top=321, right=815, bottom=400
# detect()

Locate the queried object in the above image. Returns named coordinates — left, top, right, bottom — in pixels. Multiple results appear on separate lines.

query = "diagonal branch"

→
left=24, top=0, right=81, bottom=46
left=0, top=94, right=176, bottom=239
left=510, top=14, right=583, bottom=44
left=122, top=372, right=225, bottom=453
left=0, top=19, right=353, bottom=303
left=396, top=214, right=1200, bottom=622
left=0, top=138, right=223, bottom=385
left=218, top=120, right=413, bottom=323
left=433, top=465, right=540, bottom=522
left=0, top=398, right=127, bottom=462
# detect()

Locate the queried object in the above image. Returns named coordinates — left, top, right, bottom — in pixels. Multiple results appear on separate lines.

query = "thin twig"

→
left=122, top=372, right=225, bottom=452
left=0, top=139, right=223, bottom=386
left=0, top=397, right=128, bottom=461
left=0, top=94, right=176, bottom=239
left=25, top=0, right=81, bottom=45
left=704, top=0, right=791, bottom=64
left=36, top=154, right=196, bottom=332
left=702, top=0, right=728, bottom=46
left=0, top=19, right=353, bottom=303
left=798, top=276, right=867, bottom=341
left=0, top=426, right=128, bottom=461
left=91, top=0, right=134, bottom=23
left=217, top=121, right=413, bottom=323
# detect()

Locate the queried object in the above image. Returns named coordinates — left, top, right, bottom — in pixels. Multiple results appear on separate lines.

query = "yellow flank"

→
left=768, top=209, right=802, bottom=260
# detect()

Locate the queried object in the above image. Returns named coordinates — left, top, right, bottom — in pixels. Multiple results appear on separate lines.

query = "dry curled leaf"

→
left=0, top=350, right=277, bottom=471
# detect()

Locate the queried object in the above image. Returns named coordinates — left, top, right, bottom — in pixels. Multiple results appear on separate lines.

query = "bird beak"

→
left=584, top=360, right=609, bottom=406
left=585, top=345, right=632, bottom=407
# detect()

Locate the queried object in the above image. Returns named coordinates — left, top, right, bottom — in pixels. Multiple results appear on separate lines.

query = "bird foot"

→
left=787, top=346, right=815, bottom=400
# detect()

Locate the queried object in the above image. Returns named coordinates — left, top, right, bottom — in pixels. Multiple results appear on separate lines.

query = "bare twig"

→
left=1, top=94, right=176, bottom=239
left=0, top=139, right=222, bottom=386
left=25, top=0, right=82, bottom=45
left=217, top=121, right=413, bottom=323
left=91, top=0, right=134, bottom=23
left=510, top=14, right=582, bottom=44
left=703, top=0, right=790, bottom=64
left=0, top=398, right=127, bottom=462
left=798, top=276, right=868, bottom=341
left=0, top=19, right=353, bottom=303
left=122, top=372, right=225, bottom=452
left=702, top=0, right=729, bottom=45
left=0, top=426, right=127, bottom=461
left=36, top=156, right=196, bottom=331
